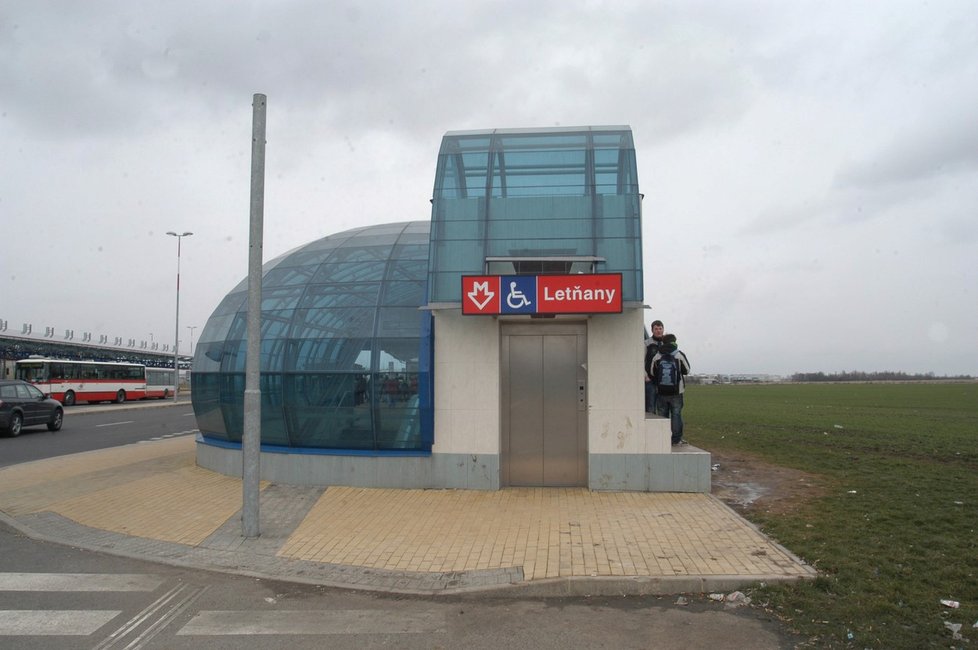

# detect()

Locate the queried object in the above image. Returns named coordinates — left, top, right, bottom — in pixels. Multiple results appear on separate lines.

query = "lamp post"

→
left=167, top=231, right=193, bottom=402
left=187, top=325, right=197, bottom=356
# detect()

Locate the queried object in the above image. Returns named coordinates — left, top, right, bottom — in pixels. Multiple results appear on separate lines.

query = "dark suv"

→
left=0, top=380, right=64, bottom=436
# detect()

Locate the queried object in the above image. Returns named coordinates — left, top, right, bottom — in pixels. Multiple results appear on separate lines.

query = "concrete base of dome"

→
left=195, top=437, right=710, bottom=493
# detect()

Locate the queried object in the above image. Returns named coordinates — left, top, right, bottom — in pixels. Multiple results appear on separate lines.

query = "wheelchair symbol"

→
left=506, top=281, right=532, bottom=309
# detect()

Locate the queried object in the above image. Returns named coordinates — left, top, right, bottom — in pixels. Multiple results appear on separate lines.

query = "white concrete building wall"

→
left=431, top=310, right=500, bottom=456
left=588, top=310, right=671, bottom=455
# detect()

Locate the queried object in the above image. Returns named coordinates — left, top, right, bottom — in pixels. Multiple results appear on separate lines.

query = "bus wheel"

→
left=115, top=390, right=126, bottom=404
left=63, top=391, right=76, bottom=407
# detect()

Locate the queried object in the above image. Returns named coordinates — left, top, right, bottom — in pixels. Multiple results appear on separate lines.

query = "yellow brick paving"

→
left=0, top=436, right=259, bottom=546
left=0, top=435, right=813, bottom=583
left=279, top=486, right=812, bottom=580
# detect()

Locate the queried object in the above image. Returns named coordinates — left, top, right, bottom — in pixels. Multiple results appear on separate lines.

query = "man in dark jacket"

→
left=643, top=320, right=664, bottom=414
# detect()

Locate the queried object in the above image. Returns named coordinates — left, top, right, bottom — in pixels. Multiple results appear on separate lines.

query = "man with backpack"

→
left=648, top=333, right=691, bottom=446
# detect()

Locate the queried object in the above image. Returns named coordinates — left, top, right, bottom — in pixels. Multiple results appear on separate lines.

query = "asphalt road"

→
left=0, top=521, right=798, bottom=649
left=0, top=399, right=196, bottom=468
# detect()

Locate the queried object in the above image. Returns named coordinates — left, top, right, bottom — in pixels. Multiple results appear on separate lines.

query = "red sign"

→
left=462, top=274, right=623, bottom=315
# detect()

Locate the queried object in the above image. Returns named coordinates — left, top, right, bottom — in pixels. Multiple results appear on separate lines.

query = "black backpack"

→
left=654, top=351, right=681, bottom=395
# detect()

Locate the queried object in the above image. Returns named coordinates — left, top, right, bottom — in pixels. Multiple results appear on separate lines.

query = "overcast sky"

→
left=2, top=1, right=975, bottom=376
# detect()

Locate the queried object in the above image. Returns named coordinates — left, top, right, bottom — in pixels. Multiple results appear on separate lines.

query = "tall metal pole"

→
left=167, top=231, right=193, bottom=402
left=242, top=93, right=266, bottom=538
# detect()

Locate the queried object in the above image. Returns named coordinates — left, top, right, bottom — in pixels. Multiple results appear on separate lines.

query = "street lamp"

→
left=167, top=231, right=193, bottom=402
left=187, top=325, right=197, bottom=356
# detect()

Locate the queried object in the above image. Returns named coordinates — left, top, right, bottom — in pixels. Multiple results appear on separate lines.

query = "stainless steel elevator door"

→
left=501, top=323, right=587, bottom=487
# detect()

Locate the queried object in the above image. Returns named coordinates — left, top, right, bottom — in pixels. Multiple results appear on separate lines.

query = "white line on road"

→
left=0, top=573, right=164, bottom=592
left=95, top=421, right=136, bottom=428
left=139, top=429, right=198, bottom=442
left=178, top=610, right=447, bottom=635
left=0, top=610, right=121, bottom=635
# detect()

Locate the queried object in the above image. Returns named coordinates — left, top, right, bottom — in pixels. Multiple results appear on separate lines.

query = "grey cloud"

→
left=835, top=113, right=978, bottom=190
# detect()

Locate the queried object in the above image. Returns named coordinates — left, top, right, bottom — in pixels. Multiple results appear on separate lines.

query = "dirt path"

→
left=709, top=450, right=827, bottom=517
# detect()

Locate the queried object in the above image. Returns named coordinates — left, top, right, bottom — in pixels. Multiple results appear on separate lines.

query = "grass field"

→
left=685, top=382, right=978, bottom=648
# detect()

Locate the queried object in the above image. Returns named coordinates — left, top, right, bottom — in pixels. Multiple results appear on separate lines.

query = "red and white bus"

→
left=144, top=368, right=176, bottom=400
left=14, top=358, right=149, bottom=406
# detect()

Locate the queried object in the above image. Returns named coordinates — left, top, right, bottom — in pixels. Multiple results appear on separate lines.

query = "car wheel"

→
left=63, top=390, right=76, bottom=407
left=8, top=412, right=23, bottom=437
left=47, top=408, right=64, bottom=432
left=115, top=390, right=126, bottom=404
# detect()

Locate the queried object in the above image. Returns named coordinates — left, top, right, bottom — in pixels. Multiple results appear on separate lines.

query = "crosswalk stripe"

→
left=178, top=610, right=447, bottom=635
left=0, top=610, right=121, bottom=635
left=0, top=573, right=164, bottom=592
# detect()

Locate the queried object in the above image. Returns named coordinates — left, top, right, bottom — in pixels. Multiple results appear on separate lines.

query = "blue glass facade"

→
left=427, top=126, right=643, bottom=303
left=192, top=222, right=433, bottom=452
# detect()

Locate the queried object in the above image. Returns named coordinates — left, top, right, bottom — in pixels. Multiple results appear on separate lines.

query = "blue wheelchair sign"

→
left=499, top=275, right=536, bottom=314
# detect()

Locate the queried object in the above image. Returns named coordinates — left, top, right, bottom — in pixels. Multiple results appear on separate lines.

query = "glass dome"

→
left=191, top=221, right=433, bottom=452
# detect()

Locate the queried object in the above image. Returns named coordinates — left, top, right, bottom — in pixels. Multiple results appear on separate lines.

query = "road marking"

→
left=0, top=573, right=164, bottom=592
left=140, top=429, right=198, bottom=442
left=182, top=412, right=196, bottom=416
left=178, top=610, right=446, bottom=635
left=96, top=421, right=136, bottom=428
left=94, top=583, right=207, bottom=650
left=0, top=610, right=120, bottom=635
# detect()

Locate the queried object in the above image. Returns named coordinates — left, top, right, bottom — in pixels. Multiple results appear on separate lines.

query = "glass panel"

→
left=436, top=219, right=485, bottom=240
left=197, top=313, right=237, bottom=344
left=376, top=337, right=421, bottom=373
left=377, top=308, right=425, bottom=338
left=486, top=238, right=593, bottom=257
left=375, top=372, right=422, bottom=450
left=428, top=240, right=484, bottom=272
left=289, top=338, right=373, bottom=372
left=325, top=245, right=390, bottom=264
left=291, top=307, right=375, bottom=339
left=386, top=259, right=428, bottom=281
left=392, top=238, right=429, bottom=253
left=284, top=374, right=374, bottom=449
left=191, top=373, right=227, bottom=438
left=380, top=280, right=426, bottom=306
left=261, top=310, right=294, bottom=339
left=259, top=374, right=289, bottom=445
left=262, top=287, right=304, bottom=311
left=430, top=272, right=463, bottom=303
left=212, top=291, right=247, bottom=316
left=299, top=283, right=380, bottom=309
left=262, top=265, right=319, bottom=287
left=194, top=340, right=226, bottom=372
left=311, top=261, right=386, bottom=283
left=219, top=373, right=245, bottom=442
left=215, top=339, right=294, bottom=373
